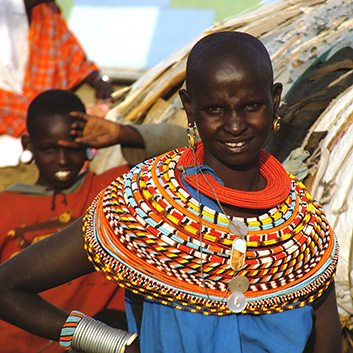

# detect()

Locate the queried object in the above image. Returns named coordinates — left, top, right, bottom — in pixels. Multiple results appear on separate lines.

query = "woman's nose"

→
left=224, top=110, right=246, bottom=134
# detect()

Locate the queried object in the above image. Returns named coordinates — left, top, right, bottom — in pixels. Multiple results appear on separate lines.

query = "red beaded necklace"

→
left=177, top=142, right=291, bottom=209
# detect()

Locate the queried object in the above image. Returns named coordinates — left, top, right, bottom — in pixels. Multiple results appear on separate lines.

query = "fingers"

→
left=70, top=111, right=103, bottom=125
left=70, top=111, right=89, bottom=120
left=69, top=112, right=90, bottom=137
left=71, top=130, right=83, bottom=138
left=70, top=121, right=85, bottom=133
left=57, top=140, right=82, bottom=148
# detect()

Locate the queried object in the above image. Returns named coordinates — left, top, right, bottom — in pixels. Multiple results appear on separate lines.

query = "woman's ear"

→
left=179, top=89, right=194, bottom=125
left=21, top=135, right=31, bottom=151
left=272, top=82, right=283, bottom=113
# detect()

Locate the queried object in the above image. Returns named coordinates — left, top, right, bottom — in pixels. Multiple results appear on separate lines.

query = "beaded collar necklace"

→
left=83, top=146, right=338, bottom=316
left=178, top=141, right=291, bottom=209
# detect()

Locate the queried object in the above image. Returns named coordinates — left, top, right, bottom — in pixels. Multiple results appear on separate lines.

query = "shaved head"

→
left=178, top=30, right=283, bottom=180
left=27, top=89, right=86, bottom=136
left=186, top=31, right=273, bottom=97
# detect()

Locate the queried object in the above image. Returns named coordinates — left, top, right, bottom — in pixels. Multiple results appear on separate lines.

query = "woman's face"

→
left=180, top=56, right=281, bottom=177
left=29, top=114, right=86, bottom=190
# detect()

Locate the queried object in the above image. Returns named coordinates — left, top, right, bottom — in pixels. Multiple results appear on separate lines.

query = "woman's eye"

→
left=243, top=103, right=261, bottom=112
left=205, top=107, right=224, bottom=114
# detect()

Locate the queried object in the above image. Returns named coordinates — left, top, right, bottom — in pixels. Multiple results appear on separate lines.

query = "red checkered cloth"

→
left=0, top=2, right=98, bottom=137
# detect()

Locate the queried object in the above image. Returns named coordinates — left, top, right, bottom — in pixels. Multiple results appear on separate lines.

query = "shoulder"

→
left=1, top=183, right=44, bottom=195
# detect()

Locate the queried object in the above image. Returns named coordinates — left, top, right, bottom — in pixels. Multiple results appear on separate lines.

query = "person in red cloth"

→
left=0, top=0, right=113, bottom=139
left=0, top=89, right=145, bottom=353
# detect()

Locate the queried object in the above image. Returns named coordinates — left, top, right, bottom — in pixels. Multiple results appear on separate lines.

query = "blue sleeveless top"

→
left=125, top=295, right=313, bottom=353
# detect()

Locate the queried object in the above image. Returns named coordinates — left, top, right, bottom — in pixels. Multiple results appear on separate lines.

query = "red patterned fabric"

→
left=0, top=165, right=130, bottom=353
left=0, top=2, right=98, bottom=137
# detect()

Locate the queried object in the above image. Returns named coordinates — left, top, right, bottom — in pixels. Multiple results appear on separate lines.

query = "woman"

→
left=0, top=31, right=341, bottom=353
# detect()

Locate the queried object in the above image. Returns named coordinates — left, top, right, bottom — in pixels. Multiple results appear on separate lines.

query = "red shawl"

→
left=0, top=2, right=98, bottom=137
left=0, top=165, right=130, bottom=353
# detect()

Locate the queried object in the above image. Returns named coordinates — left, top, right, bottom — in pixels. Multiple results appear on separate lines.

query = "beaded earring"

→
left=86, top=148, right=94, bottom=161
left=20, top=149, right=34, bottom=164
left=187, top=123, right=197, bottom=148
left=273, top=115, right=281, bottom=132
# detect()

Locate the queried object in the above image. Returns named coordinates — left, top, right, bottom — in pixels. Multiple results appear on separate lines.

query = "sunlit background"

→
left=57, top=0, right=279, bottom=81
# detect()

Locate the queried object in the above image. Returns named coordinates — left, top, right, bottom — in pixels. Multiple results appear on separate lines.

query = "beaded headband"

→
left=83, top=146, right=338, bottom=316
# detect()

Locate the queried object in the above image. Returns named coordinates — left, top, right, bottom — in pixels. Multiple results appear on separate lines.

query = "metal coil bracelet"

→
left=71, top=315, right=138, bottom=353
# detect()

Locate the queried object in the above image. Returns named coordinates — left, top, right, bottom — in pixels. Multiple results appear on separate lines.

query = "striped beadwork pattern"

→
left=59, top=310, right=85, bottom=351
left=83, top=148, right=338, bottom=316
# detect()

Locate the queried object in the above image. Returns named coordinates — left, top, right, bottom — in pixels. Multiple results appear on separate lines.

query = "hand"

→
left=125, top=338, right=140, bottom=353
left=58, top=112, right=123, bottom=149
left=85, top=71, right=113, bottom=100
left=94, top=80, right=113, bottom=100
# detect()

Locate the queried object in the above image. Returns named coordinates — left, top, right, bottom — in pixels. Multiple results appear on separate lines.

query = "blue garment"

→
left=179, top=165, right=224, bottom=210
left=125, top=294, right=314, bottom=353
left=124, top=165, right=315, bottom=353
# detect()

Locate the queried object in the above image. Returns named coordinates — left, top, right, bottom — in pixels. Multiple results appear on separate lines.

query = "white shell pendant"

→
left=228, top=276, right=249, bottom=293
left=228, top=220, right=248, bottom=238
left=229, top=237, right=247, bottom=271
left=227, top=291, right=247, bottom=313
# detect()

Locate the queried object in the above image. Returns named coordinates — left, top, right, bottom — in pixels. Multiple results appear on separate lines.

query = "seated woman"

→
left=0, top=32, right=342, bottom=353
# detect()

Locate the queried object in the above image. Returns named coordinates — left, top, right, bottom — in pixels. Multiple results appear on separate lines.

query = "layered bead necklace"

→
left=83, top=143, right=338, bottom=315
left=178, top=142, right=291, bottom=312
left=179, top=142, right=291, bottom=209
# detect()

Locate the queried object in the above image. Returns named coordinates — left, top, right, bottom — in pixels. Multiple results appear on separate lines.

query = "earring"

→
left=187, top=123, right=197, bottom=148
left=86, top=148, right=95, bottom=161
left=273, top=115, right=281, bottom=132
left=20, top=149, right=33, bottom=164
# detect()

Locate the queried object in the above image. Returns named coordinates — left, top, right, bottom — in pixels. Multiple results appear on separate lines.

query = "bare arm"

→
left=311, top=282, right=342, bottom=353
left=58, top=112, right=145, bottom=150
left=0, top=217, right=94, bottom=341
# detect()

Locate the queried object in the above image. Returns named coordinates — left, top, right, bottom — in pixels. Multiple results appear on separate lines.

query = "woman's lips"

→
left=224, top=141, right=246, bottom=148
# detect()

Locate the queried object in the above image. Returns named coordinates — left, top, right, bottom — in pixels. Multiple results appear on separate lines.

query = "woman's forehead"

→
left=188, top=54, right=272, bottom=93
